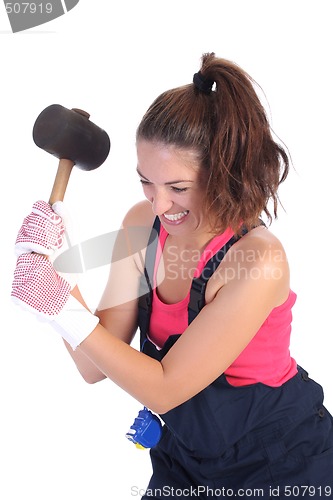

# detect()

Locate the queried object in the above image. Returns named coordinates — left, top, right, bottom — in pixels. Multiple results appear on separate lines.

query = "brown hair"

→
left=136, top=53, right=290, bottom=233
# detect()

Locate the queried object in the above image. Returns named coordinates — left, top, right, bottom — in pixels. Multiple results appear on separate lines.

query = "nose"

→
left=151, top=188, right=173, bottom=216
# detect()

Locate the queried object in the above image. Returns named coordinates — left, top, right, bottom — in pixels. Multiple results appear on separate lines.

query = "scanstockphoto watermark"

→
left=53, top=226, right=285, bottom=279
left=51, top=225, right=286, bottom=309
left=131, top=485, right=333, bottom=497
left=131, top=485, right=263, bottom=497
left=130, top=485, right=267, bottom=497
left=164, top=244, right=285, bottom=282
left=3, top=0, right=79, bottom=33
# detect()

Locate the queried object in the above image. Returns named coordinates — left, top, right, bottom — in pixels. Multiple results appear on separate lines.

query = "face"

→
left=136, top=140, right=209, bottom=237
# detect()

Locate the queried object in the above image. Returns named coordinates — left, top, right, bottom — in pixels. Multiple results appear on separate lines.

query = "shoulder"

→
left=235, top=225, right=288, bottom=276
left=119, top=200, right=156, bottom=273
left=121, top=200, right=155, bottom=228
left=206, top=225, right=290, bottom=308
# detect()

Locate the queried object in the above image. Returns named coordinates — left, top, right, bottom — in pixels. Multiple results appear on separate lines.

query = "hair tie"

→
left=193, top=71, right=214, bottom=95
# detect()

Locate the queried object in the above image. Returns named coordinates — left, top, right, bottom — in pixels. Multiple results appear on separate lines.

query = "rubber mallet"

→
left=32, top=104, right=111, bottom=204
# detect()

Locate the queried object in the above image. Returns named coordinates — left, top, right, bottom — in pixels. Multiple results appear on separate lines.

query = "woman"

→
left=12, top=53, right=333, bottom=498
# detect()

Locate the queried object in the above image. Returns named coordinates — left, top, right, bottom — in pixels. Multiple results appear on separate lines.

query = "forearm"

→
left=63, top=339, right=107, bottom=383
left=78, top=323, right=166, bottom=413
left=60, top=285, right=106, bottom=383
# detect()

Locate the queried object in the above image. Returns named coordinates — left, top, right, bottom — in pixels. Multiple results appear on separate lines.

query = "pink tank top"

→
left=148, top=225, right=298, bottom=387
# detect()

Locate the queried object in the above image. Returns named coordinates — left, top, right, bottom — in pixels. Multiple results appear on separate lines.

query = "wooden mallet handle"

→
left=49, top=158, right=75, bottom=205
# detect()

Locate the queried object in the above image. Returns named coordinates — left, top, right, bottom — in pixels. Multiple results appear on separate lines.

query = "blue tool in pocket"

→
left=126, top=407, right=163, bottom=449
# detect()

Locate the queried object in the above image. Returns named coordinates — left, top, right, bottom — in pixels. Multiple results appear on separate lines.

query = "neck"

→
left=168, top=228, right=217, bottom=253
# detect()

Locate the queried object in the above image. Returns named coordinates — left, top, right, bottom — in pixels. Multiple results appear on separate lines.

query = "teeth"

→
left=164, top=210, right=189, bottom=221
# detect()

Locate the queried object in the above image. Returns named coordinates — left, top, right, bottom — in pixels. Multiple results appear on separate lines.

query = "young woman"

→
left=12, top=53, right=333, bottom=498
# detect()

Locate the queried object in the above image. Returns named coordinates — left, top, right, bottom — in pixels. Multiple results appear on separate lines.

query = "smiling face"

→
left=136, top=140, right=210, bottom=238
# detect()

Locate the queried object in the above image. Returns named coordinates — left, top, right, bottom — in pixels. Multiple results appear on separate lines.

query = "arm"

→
left=76, top=229, right=290, bottom=414
left=63, top=201, right=155, bottom=383
left=62, top=286, right=107, bottom=384
left=63, top=289, right=140, bottom=384
left=11, top=199, right=153, bottom=384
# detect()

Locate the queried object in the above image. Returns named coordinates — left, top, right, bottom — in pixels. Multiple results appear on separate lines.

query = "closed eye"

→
left=139, top=179, right=188, bottom=193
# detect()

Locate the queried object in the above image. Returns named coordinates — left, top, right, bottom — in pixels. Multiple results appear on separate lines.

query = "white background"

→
left=1, top=1, right=332, bottom=498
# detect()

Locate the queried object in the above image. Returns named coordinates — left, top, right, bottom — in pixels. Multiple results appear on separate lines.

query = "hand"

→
left=11, top=252, right=99, bottom=350
left=15, top=200, right=66, bottom=256
left=11, top=252, right=71, bottom=317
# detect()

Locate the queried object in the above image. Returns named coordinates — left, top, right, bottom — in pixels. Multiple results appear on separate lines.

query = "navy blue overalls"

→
left=138, top=218, right=333, bottom=499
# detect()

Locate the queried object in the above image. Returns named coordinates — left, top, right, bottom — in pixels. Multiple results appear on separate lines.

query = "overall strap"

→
left=138, top=217, right=161, bottom=342
left=188, top=228, right=249, bottom=324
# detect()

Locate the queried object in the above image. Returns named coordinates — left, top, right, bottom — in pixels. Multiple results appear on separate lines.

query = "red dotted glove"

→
left=11, top=253, right=99, bottom=350
left=15, top=200, right=66, bottom=256
left=11, top=253, right=71, bottom=316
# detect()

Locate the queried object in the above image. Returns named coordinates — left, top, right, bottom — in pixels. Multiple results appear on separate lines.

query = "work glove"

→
left=15, top=200, right=67, bottom=256
left=12, top=201, right=99, bottom=349
left=11, top=253, right=99, bottom=349
left=15, top=197, right=79, bottom=286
